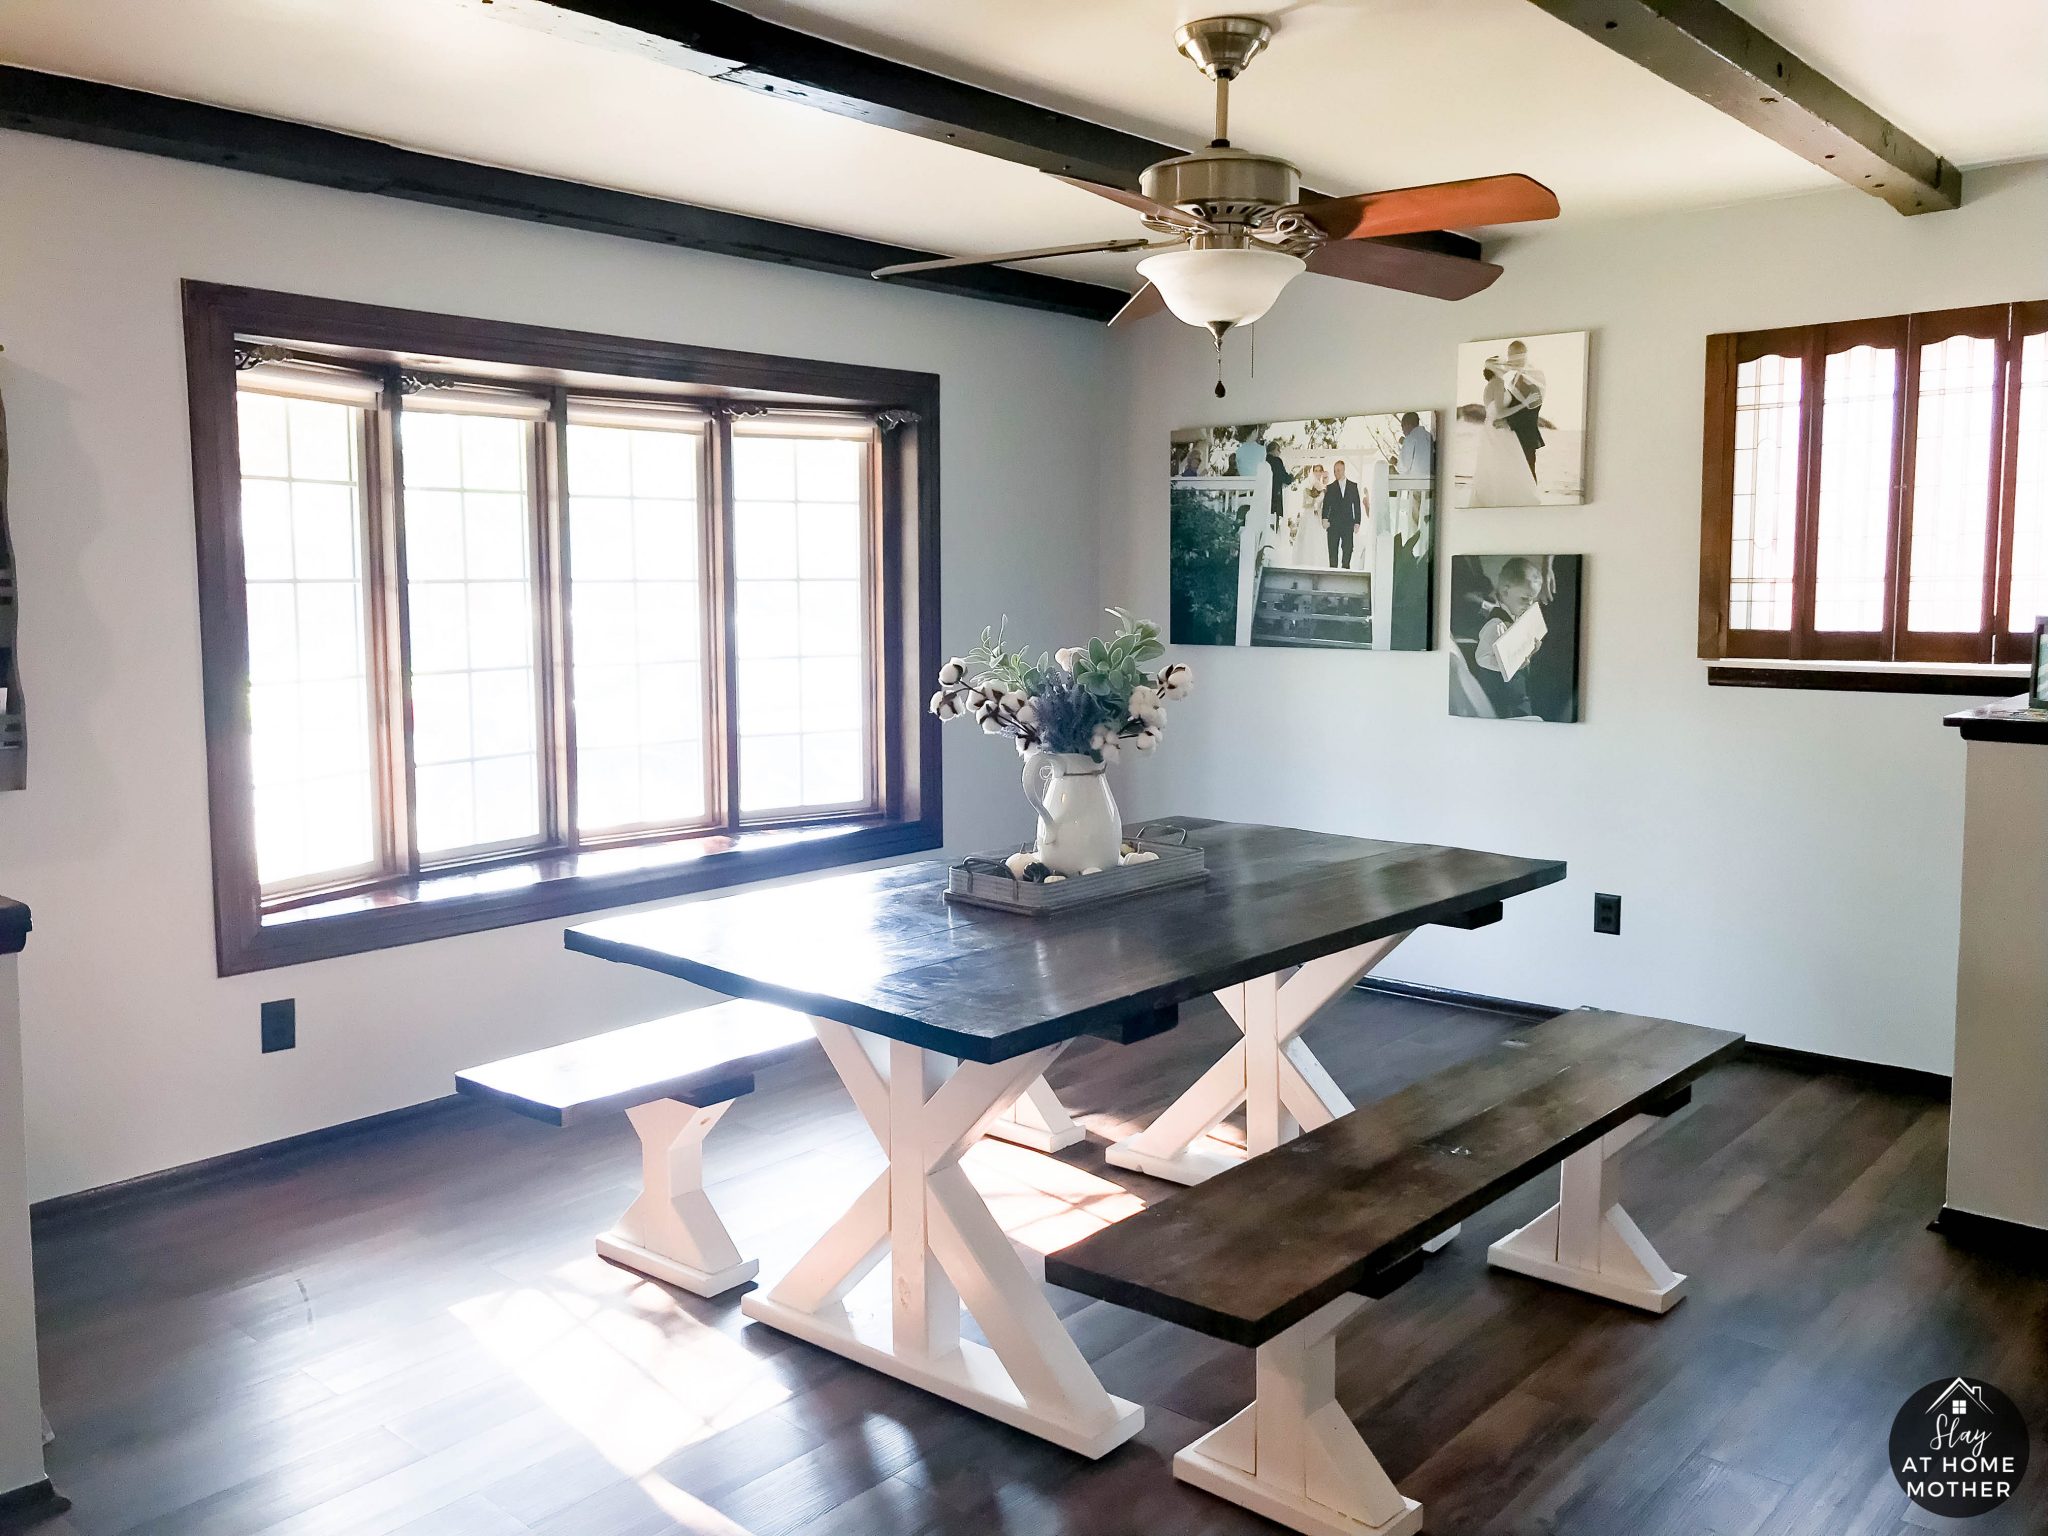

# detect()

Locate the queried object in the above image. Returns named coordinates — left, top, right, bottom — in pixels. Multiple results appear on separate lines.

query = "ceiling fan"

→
left=873, top=15, right=1559, bottom=381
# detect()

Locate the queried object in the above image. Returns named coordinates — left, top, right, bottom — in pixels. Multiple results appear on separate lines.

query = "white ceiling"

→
left=1718, top=0, right=2048, bottom=168
left=2, top=0, right=2041, bottom=291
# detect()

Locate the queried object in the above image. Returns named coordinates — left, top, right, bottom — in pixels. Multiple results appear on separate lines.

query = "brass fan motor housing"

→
left=1140, top=147, right=1300, bottom=230
left=1174, top=16, right=1272, bottom=81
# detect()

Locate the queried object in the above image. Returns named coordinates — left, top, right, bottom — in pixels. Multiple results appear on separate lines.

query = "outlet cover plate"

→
left=261, top=998, right=296, bottom=1053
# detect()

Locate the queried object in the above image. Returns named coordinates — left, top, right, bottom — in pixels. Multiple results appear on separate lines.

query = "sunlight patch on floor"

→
left=634, top=1470, right=760, bottom=1535
left=962, top=1138, right=1147, bottom=1256
left=449, top=1256, right=790, bottom=1481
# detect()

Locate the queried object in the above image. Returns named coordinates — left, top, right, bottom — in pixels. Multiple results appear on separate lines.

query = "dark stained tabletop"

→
left=565, top=819, right=1566, bottom=1062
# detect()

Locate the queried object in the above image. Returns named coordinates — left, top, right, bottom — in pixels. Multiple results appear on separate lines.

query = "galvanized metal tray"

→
left=944, top=829, right=1206, bottom=916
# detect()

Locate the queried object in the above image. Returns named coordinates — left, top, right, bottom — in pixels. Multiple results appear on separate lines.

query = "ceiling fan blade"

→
left=1288, top=174, right=1559, bottom=242
left=1107, top=282, right=1166, bottom=330
left=1305, top=237, right=1503, bottom=301
left=1051, top=175, right=1212, bottom=231
left=873, top=237, right=1166, bottom=280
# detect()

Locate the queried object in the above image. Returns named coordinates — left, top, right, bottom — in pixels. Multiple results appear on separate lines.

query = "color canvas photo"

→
left=1168, top=413, right=1437, bottom=651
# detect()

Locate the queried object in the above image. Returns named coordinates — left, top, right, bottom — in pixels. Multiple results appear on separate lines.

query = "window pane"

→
left=1813, top=346, right=1896, bottom=633
left=1730, top=354, right=1802, bottom=631
left=1907, top=334, right=1999, bottom=633
left=237, top=391, right=378, bottom=889
left=567, top=422, right=707, bottom=835
left=2009, top=330, right=2048, bottom=630
left=733, top=431, right=873, bottom=816
left=402, top=410, right=543, bottom=857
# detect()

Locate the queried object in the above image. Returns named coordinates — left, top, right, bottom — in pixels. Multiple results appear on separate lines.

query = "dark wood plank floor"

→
left=27, top=992, right=2048, bottom=1536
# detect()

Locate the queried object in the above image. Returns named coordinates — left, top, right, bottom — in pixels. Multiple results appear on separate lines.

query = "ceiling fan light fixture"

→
left=1135, top=246, right=1305, bottom=331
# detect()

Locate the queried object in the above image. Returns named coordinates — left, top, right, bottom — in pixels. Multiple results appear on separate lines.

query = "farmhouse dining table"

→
left=565, top=817, right=1564, bottom=1457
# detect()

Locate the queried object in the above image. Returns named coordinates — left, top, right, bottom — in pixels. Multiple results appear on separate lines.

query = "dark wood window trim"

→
left=1701, top=300, right=2047, bottom=684
left=184, top=282, right=942, bottom=976
left=1705, top=661, right=2027, bottom=696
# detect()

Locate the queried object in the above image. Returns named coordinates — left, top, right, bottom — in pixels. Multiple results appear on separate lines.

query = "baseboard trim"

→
left=0, top=1479, right=70, bottom=1532
left=1738, top=1042, right=1950, bottom=1100
left=1355, top=977, right=1558, bottom=1022
left=1356, top=979, right=1950, bottom=1098
left=1931, top=1206, right=2048, bottom=1268
left=30, top=1094, right=469, bottom=1227
left=29, top=987, right=1954, bottom=1222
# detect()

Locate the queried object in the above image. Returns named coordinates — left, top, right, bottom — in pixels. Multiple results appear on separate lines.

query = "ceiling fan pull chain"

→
left=1213, top=328, right=1227, bottom=398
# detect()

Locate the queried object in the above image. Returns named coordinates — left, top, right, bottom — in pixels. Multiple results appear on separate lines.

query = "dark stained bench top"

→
left=566, top=819, right=1565, bottom=1063
left=1045, top=1009, right=1744, bottom=1346
left=456, top=999, right=817, bottom=1127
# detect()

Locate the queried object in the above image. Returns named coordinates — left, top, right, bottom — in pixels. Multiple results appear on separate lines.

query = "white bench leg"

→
left=1486, top=1115, right=1686, bottom=1313
left=985, top=1074, right=1085, bottom=1152
left=596, top=1098, right=759, bottom=1297
left=1175, top=1295, right=1423, bottom=1536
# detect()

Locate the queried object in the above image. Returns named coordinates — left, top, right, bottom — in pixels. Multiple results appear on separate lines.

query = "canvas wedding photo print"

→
left=1451, top=330, right=1589, bottom=507
left=1168, top=412, right=1438, bottom=652
left=1448, top=554, right=1584, bottom=722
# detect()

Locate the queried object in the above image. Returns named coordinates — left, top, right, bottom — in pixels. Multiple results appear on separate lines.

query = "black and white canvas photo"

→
left=1168, top=412, right=1437, bottom=651
left=1451, top=331, right=1589, bottom=507
left=1448, top=554, right=1583, bottom=722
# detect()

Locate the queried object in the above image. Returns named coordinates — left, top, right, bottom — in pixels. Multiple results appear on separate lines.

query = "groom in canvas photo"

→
left=1497, top=339, right=1545, bottom=476
left=1455, top=329, right=1586, bottom=509
left=1320, top=459, right=1362, bottom=569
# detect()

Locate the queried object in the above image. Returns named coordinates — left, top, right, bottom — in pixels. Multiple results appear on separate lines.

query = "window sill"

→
left=223, top=816, right=940, bottom=975
left=1705, top=661, right=2028, bottom=696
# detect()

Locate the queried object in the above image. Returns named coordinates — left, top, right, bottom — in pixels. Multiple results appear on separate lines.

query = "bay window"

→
left=186, top=283, right=939, bottom=974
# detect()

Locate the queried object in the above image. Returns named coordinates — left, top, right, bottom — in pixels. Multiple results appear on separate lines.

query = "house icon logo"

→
left=1891, top=1376, right=2028, bottom=1518
left=1932, top=1379, right=1991, bottom=1419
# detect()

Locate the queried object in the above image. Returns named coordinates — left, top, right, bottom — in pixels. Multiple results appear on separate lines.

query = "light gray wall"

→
left=1946, top=738, right=2048, bottom=1228
left=3, top=125, right=2042, bottom=1200
left=0, top=950, right=47, bottom=1493
left=1102, top=162, right=2048, bottom=1076
left=0, top=131, right=1116, bottom=1201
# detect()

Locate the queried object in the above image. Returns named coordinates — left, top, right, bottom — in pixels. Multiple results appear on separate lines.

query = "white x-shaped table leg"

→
left=1102, top=933, right=1463, bottom=1253
left=984, top=1074, right=1085, bottom=1152
left=740, top=1019, right=1144, bottom=1458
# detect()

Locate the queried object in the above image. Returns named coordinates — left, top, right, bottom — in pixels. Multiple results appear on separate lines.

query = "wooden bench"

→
left=457, top=999, right=817, bottom=1297
left=1046, top=1008, right=1743, bottom=1536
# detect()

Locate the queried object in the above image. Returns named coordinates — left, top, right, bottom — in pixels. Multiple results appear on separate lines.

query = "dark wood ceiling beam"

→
left=1524, top=0, right=1961, bottom=214
left=0, top=67, right=1129, bottom=321
left=496, top=0, right=1180, bottom=190
left=492, top=1, right=1486, bottom=266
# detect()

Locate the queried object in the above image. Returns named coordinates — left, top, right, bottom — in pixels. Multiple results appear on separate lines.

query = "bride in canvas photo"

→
left=1167, top=413, right=1438, bottom=653
left=1451, top=330, right=1589, bottom=507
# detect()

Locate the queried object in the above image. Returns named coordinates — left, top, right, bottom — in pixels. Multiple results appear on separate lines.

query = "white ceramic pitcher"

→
left=1021, top=750, right=1121, bottom=876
